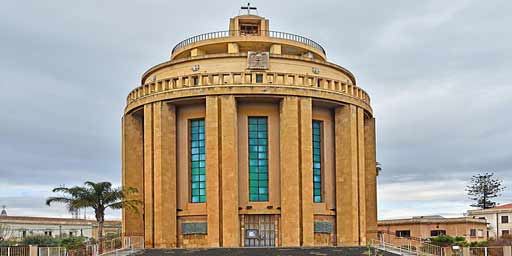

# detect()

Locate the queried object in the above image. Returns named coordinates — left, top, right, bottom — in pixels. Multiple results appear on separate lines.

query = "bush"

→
left=21, top=235, right=59, bottom=246
left=429, top=235, right=468, bottom=247
left=60, top=236, right=87, bottom=250
left=469, top=240, right=488, bottom=247
left=0, top=239, right=18, bottom=247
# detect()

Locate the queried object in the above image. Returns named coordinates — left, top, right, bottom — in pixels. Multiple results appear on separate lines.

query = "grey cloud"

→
left=0, top=0, right=511, bottom=219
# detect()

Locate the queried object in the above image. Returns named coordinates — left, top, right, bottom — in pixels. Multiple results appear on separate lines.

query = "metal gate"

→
left=241, top=214, right=278, bottom=247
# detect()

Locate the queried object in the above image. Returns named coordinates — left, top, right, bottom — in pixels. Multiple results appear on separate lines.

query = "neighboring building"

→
left=467, top=203, right=512, bottom=239
left=122, top=8, right=377, bottom=248
left=378, top=216, right=488, bottom=242
left=0, top=215, right=121, bottom=241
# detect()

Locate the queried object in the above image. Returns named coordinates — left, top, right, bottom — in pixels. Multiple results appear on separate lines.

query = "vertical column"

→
left=206, top=96, right=221, bottom=247
left=365, top=117, right=378, bottom=241
left=280, top=96, right=301, bottom=246
left=143, top=104, right=154, bottom=247
left=334, top=105, right=359, bottom=246
left=299, top=98, right=314, bottom=246
left=357, top=108, right=367, bottom=244
left=122, top=112, right=144, bottom=237
left=219, top=95, right=239, bottom=246
left=153, top=102, right=177, bottom=247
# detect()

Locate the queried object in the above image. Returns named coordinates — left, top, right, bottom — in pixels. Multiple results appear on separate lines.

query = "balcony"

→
left=171, top=30, right=326, bottom=56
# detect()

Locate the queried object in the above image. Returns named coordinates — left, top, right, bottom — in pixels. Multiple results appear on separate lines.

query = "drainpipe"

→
left=497, top=212, right=499, bottom=239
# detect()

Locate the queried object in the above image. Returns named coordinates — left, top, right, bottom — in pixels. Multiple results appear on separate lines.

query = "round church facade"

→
left=122, top=13, right=377, bottom=248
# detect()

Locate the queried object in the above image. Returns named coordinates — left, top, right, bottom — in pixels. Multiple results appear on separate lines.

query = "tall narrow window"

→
left=190, top=119, right=206, bottom=203
left=312, top=120, right=322, bottom=202
left=248, top=117, right=269, bottom=202
left=255, top=74, right=263, bottom=83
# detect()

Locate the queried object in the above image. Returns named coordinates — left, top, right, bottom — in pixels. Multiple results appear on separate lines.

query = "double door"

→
left=242, top=214, right=278, bottom=247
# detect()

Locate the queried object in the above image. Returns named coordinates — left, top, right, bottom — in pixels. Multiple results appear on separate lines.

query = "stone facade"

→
left=122, top=13, right=377, bottom=248
left=378, top=216, right=488, bottom=242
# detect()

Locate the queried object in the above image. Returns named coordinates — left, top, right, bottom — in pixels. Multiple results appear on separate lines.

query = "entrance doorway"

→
left=241, top=214, right=278, bottom=247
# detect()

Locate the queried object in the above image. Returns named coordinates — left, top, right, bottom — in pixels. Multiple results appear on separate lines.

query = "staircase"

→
left=370, top=232, right=444, bottom=256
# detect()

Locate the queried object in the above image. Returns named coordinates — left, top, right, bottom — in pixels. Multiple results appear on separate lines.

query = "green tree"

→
left=46, top=181, right=139, bottom=254
left=466, top=172, right=505, bottom=209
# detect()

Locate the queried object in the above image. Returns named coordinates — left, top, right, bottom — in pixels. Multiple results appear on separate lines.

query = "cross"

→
left=241, top=2, right=257, bottom=15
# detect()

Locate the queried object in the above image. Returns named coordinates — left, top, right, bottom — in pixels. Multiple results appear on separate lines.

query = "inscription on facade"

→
left=182, top=222, right=208, bottom=235
left=247, top=51, right=269, bottom=70
left=314, top=222, right=334, bottom=233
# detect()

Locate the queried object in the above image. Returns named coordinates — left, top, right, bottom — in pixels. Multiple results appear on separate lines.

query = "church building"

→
left=122, top=8, right=377, bottom=248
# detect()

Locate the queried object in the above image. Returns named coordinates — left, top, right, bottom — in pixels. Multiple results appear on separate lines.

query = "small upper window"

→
left=470, top=229, right=476, bottom=237
left=430, top=230, right=446, bottom=237
left=396, top=230, right=411, bottom=238
left=240, top=24, right=259, bottom=35
left=502, top=216, right=509, bottom=224
left=255, top=74, right=263, bottom=83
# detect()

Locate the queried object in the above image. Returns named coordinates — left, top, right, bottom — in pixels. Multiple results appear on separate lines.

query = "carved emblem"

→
left=247, top=51, right=269, bottom=70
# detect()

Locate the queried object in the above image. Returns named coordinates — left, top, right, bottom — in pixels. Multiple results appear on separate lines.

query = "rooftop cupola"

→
left=170, top=5, right=326, bottom=61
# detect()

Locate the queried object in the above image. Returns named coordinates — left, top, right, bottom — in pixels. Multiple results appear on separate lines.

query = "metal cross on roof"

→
left=241, top=2, right=257, bottom=15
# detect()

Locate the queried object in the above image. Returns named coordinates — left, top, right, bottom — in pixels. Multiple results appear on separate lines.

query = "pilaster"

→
left=122, top=111, right=144, bottom=237
left=219, top=95, right=239, bottom=246
left=206, top=96, right=221, bottom=247
left=334, top=105, right=359, bottom=246
left=357, top=108, right=367, bottom=245
left=143, top=104, right=154, bottom=247
left=153, top=102, right=177, bottom=247
left=279, top=96, right=301, bottom=246
left=299, top=98, right=314, bottom=246
left=365, top=117, right=378, bottom=241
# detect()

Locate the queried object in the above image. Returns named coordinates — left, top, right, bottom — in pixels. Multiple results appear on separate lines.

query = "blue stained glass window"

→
left=313, top=120, right=322, bottom=203
left=190, top=119, right=206, bottom=203
left=248, top=117, right=269, bottom=202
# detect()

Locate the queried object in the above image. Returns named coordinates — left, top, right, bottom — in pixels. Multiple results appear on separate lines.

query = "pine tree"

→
left=466, top=172, right=505, bottom=209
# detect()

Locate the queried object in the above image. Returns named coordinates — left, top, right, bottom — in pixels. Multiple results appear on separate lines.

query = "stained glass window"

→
left=248, top=117, right=269, bottom=202
left=313, top=120, right=322, bottom=203
left=190, top=119, right=206, bottom=203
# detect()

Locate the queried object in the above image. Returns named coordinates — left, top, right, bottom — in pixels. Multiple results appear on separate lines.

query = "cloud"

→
left=0, top=0, right=511, bottom=220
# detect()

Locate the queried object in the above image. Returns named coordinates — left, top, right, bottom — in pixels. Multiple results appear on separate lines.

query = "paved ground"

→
left=133, top=247, right=397, bottom=256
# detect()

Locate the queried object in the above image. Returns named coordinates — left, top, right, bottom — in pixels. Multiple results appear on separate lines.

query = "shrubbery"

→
left=428, top=235, right=491, bottom=247
left=1, top=235, right=89, bottom=250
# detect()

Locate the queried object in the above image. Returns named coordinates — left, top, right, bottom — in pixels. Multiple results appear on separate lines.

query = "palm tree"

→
left=46, top=181, right=139, bottom=254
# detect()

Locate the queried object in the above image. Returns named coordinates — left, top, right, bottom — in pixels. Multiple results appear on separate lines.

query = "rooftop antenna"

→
left=240, top=2, right=258, bottom=15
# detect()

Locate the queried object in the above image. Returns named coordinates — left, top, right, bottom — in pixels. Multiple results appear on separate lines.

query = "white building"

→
left=467, top=203, right=512, bottom=239
left=0, top=212, right=121, bottom=241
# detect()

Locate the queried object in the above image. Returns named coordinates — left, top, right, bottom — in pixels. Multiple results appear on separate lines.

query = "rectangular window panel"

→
left=255, top=74, right=263, bottom=83
left=190, top=119, right=206, bottom=203
left=248, top=117, right=269, bottom=202
left=312, top=120, right=322, bottom=202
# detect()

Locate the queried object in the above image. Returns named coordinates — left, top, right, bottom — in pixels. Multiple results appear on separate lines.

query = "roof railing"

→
left=171, top=30, right=325, bottom=55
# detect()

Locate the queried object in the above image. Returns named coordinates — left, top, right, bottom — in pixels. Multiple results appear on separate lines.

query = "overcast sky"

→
left=1, top=0, right=511, bottom=220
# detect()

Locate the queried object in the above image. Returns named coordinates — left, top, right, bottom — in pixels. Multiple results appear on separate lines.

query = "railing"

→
left=469, top=247, right=504, bottom=256
left=0, top=247, right=30, bottom=256
left=127, top=72, right=370, bottom=108
left=38, top=247, right=67, bottom=256
left=171, top=30, right=326, bottom=55
left=97, top=236, right=144, bottom=256
left=374, top=232, right=444, bottom=256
